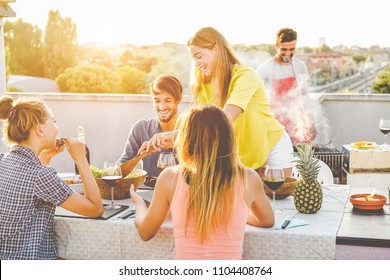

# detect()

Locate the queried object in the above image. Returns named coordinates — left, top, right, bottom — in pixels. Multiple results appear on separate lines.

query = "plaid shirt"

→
left=0, top=145, right=73, bottom=260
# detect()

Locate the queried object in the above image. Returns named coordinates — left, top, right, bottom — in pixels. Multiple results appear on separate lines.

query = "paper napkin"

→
left=275, top=217, right=309, bottom=230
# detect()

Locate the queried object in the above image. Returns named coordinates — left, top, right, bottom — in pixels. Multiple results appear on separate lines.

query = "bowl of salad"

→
left=60, top=174, right=84, bottom=194
left=90, top=166, right=147, bottom=200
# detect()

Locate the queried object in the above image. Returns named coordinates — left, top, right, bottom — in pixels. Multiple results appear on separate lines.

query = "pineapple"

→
left=293, top=143, right=323, bottom=214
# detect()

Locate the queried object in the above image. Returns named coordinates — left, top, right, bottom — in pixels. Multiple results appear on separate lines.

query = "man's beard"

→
left=158, top=107, right=177, bottom=123
left=281, top=54, right=293, bottom=63
left=159, top=114, right=173, bottom=123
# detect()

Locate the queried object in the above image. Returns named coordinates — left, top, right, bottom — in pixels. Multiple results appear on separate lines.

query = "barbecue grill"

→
left=294, top=146, right=343, bottom=183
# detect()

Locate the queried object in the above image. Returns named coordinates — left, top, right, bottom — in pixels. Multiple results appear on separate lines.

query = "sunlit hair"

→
left=187, top=27, right=241, bottom=108
left=0, top=95, right=49, bottom=145
left=150, top=74, right=183, bottom=103
left=174, top=104, right=245, bottom=242
left=276, top=28, right=297, bottom=44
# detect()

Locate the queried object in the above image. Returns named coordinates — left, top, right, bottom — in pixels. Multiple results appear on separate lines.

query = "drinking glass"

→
left=262, top=165, right=285, bottom=213
left=379, top=119, right=390, bottom=149
left=102, top=161, right=123, bottom=210
left=157, top=150, right=176, bottom=173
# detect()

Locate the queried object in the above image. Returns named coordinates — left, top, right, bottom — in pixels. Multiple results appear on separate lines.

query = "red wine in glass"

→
left=263, top=179, right=284, bottom=191
left=380, top=128, right=390, bottom=135
left=379, top=119, right=390, bottom=148
left=263, top=166, right=285, bottom=213
left=102, top=175, right=122, bottom=186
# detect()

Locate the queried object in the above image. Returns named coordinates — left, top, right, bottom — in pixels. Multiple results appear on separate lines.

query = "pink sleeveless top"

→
left=170, top=170, right=249, bottom=260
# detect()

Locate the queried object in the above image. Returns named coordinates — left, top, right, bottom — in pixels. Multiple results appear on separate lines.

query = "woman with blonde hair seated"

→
left=130, top=104, right=274, bottom=260
left=0, top=95, right=103, bottom=260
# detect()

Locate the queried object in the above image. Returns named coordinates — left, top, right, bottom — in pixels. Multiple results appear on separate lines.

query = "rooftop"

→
left=1, top=92, right=389, bottom=175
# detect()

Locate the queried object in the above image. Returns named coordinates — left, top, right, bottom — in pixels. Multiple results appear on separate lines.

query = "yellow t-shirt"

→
left=198, top=64, right=284, bottom=169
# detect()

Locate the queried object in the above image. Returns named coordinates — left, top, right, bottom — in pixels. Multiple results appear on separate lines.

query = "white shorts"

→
left=265, top=131, right=294, bottom=168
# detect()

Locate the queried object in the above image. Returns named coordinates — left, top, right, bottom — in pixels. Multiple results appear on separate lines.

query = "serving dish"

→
left=350, top=141, right=376, bottom=149
left=264, top=177, right=297, bottom=200
left=350, top=193, right=387, bottom=210
left=96, top=169, right=147, bottom=200
left=59, top=174, right=84, bottom=194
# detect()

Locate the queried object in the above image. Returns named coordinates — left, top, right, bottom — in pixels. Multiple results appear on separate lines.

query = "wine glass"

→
left=379, top=119, right=390, bottom=149
left=102, top=161, right=123, bottom=210
left=157, top=150, right=176, bottom=173
left=262, top=165, right=285, bottom=214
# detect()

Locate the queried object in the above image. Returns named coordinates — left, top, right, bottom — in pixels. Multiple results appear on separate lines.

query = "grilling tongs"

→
left=120, top=149, right=154, bottom=177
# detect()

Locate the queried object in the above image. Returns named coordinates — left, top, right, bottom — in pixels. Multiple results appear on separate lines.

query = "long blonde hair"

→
left=0, top=95, right=49, bottom=145
left=175, top=104, right=245, bottom=242
left=187, top=27, right=241, bottom=108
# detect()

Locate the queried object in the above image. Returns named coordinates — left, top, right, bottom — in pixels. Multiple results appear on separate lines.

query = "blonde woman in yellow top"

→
left=141, top=27, right=293, bottom=176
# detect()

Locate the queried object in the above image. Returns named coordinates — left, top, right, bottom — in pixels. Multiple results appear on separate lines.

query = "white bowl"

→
left=59, top=173, right=84, bottom=194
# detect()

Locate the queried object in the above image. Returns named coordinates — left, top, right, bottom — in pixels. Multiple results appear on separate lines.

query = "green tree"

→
left=4, top=46, right=22, bottom=92
left=119, top=50, right=134, bottom=66
left=88, top=49, right=114, bottom=69
left=300, top=46, right=314, bottom=53
left=365, top=54, right=374, bottom=63
left=136, top=56, right=156, bottom=73
left=116, top=65, right=147, bottom=93
left=43, top=10, right=78, bottom=79
left=352, top=54, right=367, bottom=64
left=146, top=55, right=191, bottom=94
left=317, top=44, right=332, bottom=53
left=5, top=46, right=10, bottom=80
left=4, top=19, right=44, bottom=76
left=371, top=65, right=390, bottom=94
left=119, top=50, right=156, bottom=73
left=56, top=64, right=120, bottom=93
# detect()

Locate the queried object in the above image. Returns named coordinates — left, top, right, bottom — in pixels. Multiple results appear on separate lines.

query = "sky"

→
left=4, top=0, right=390, bottom=48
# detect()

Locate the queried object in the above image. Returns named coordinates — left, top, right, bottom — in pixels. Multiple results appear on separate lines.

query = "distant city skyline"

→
left=5, top=0, right=390, bottom=48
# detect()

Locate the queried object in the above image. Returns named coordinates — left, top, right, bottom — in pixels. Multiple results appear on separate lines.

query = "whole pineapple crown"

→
left=293, top=143, right=320, bottom=181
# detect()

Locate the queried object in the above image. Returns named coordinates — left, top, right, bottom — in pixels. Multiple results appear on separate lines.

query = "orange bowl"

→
left=350, top=193, right=387, bottom=210
left=96, top=169, right=147, bottom=200
left=264, top=177, right=297, bottom=200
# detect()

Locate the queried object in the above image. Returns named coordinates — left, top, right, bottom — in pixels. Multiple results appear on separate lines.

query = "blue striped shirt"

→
left=0, top=145, right=73, bottom=259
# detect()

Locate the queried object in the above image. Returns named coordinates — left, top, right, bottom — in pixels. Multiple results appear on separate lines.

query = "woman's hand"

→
left=129, top=171, right=172, bottom=241
left=130, top=184, right=145, bottom=206
left=64, top=137, right=88, bottom=164
left=39, top=141, right=66, bottom=165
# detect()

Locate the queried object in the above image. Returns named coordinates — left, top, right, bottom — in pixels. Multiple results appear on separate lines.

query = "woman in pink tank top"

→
left=130, top=105, right=274, bottom=259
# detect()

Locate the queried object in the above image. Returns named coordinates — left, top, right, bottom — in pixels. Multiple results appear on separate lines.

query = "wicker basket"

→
left=264, top=177, right=297, bottom=200
left=96, top=169, right=147, bottom=200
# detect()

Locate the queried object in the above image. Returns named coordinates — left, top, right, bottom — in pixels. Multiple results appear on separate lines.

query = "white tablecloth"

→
left=54, top=185, right=350, bottom=259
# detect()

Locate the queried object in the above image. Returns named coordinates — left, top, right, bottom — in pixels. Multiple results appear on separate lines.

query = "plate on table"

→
left=351, top=141, right=377, bottom=149
left=59, top=173, right=84, bottom=194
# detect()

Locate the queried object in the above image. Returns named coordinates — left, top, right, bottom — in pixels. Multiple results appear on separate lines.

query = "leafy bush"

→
left=371, top=65, right=390, bottom=94
left=115, top=65, right=147, bottom=93
left=56, top=63, right=120, bottom=93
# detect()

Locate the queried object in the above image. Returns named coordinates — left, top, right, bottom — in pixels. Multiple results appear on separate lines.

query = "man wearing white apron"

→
left=256, top=28, right=317, bottom=146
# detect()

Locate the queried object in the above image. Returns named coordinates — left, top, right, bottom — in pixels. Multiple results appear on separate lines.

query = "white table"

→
left=54, top=185, right=350, bottom=260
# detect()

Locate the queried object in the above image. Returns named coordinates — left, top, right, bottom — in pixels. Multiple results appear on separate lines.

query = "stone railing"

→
left=1, top=92, right=389, bottom=172
left=0, top=92, right=193, bottom=172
